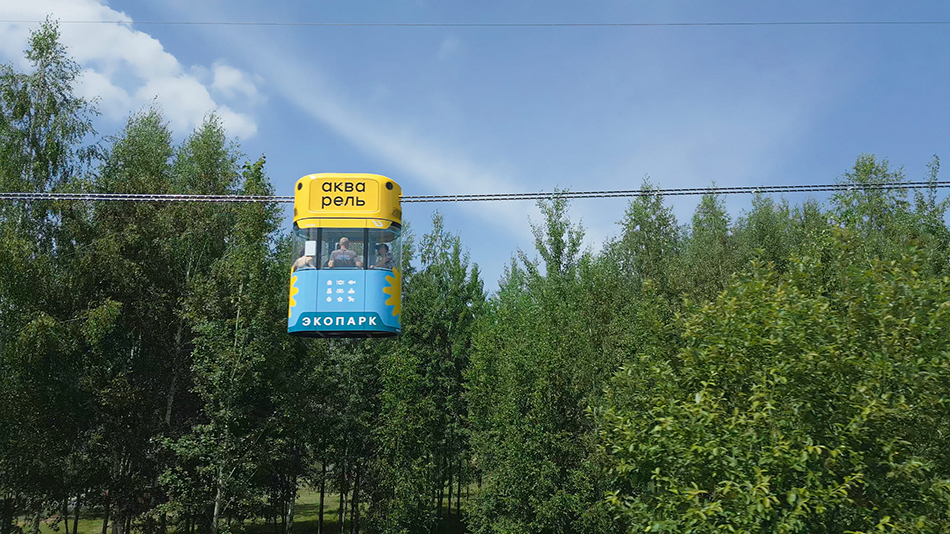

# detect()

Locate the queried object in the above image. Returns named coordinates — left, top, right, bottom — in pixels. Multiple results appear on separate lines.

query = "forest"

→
left=3, top=21, right=950, bottom=534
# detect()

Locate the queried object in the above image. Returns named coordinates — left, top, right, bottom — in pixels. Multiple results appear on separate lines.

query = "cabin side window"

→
left=369, top=228, right=401, bottom=271
left=291, top=227, right=318, bottom=272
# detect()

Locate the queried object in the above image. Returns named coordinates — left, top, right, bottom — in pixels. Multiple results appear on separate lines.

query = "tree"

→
left=0, top=20, right=100, bottom=534
left=831, top=154, right=915, bottom=263
left=608, top=180, right=682, bottom=296
left=910, top=156, right=950, bottom=277
left=732, top=193, right=794, bottom=274
left=468, top=196, right=615, bottom=533
left=80, top=108, right=180, bottom=534
left=372, top=212, right=485, bottom=533
left=682, top=191, right=733, bottom=302
left=600, top=231, right=950, bottom=532
left=163, top=154, right=285, bottom=534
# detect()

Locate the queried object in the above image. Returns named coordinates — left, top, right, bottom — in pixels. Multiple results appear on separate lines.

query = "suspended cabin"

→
left=288, top=173, right=402, bottom=337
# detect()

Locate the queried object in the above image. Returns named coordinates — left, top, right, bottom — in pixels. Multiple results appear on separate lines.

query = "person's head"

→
left=339, top=237, right=350, bottom=249
left=377, top=244, right=389, bottom=255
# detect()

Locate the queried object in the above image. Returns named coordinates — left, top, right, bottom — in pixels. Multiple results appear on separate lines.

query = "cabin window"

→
left=292, top=226, right=400, bottom=271
left=321, top=229, right=365, bottom=269
left=291, top=227, right=318, bottom=272
left=368, top=228, right=402, bottom=271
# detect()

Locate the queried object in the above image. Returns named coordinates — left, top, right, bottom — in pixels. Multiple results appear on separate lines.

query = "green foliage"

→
left=0, top=18, right=99, bottom=196
left=467, top=196, right=617, bottom=533
left=832, top=155, right=916, bottom=263
left=733, top=194, right=794, bottom=273
left=0, top=20, right=104, bottom=524
left=600, top=241, right=950, bottom=532
left=683, top=191, right=734, bottom=302
left=605, top=181, right=684, bottom=358
left=373, top=212, right=485, bottom=533
left=608, top=179, right=682, bottom=296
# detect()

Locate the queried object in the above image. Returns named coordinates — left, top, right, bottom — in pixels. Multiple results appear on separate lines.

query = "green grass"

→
left=16, top=507, right=102, bottom=534
left=17, top=487, right=468, bottom=534
left=240, top=488, right=345, bottom=534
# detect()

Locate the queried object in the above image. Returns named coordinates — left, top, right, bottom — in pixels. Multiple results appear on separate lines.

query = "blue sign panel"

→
left=288, top=268, right=400, bottom=336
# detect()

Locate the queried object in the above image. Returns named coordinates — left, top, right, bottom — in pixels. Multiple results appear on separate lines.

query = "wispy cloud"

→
left=242, top=47, right=537, bottom=240
left=0, top=0, right=260, bottom=139
left=210, top=62, right=262, bottom=101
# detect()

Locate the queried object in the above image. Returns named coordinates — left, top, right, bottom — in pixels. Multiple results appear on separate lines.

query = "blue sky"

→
left=2, top=1, right=950, bottom=289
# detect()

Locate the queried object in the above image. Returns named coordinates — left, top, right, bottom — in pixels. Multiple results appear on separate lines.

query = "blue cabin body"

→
left=289, top=173, right=402, bottom=338
left=288, top=267, right=400, bottom=337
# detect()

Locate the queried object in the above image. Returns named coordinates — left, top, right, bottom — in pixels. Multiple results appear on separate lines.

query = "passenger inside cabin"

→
left=372, top=243, right=395, bottom=270
left=328, top=236, right=362, bottom=268
left=291, top=245, right=315, bottom=272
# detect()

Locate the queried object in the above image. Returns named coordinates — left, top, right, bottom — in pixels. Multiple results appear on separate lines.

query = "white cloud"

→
left=211, top=62, right=259, bottom=100
left=215, top=105, right=258, bottom=140
left=74, top=68, right=131, bottom=118
left=133, top=74, right=257, bottom=139
left=0, top=0, right=259, bottom=139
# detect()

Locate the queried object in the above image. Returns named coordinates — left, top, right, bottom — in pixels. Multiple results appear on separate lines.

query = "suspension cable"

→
left=4, top=20, right=950, bottom=28
left=2, top=181, right=949, bottom=204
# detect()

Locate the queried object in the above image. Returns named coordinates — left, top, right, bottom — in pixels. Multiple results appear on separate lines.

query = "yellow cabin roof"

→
left=293, top=173, right=402, bottom=229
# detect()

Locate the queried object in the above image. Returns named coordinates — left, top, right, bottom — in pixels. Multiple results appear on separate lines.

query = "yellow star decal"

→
left=288, top=275, right=299, bottom=318
left=382, top=268, right=401, bottom=317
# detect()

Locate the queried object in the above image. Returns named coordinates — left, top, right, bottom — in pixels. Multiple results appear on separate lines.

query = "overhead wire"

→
left=403, top=181, right=950, bottom=202
left=3, top=20, right=950, bottom=28
left=2, top=181, right=949, bottom=204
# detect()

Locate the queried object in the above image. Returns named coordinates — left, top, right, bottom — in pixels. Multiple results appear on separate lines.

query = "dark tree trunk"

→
left=456, top=460, right=462, bottom=517
left=446, top=467, right=454, bottom=520
left=350, top=469, right=359, bottom=534
left=61, top=498, right=68, bottom=531
left=436, top=458, right=444, bottom=521
left=101, top=493, right=111, bottom=534
left=318, top=461, right=326, bottom=534
left=165, top=351, right=179, bottom=426
left=72, top=497, right=81, bottom=534
left=338, top=463, right=346, bottom=534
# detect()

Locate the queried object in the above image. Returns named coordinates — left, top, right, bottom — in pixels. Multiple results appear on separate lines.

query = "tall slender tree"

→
left=0, top=20, right=100, bottom=534
left=372, top=213, right=484, bottom=533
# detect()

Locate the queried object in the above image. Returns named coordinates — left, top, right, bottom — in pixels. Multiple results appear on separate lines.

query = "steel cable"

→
left=2, top=181, right=950, bottom=204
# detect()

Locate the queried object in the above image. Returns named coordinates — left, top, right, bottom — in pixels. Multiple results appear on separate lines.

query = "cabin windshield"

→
left=291, top=226, right=401, bottom=271
left=322, top=229, right=364, bottom=269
